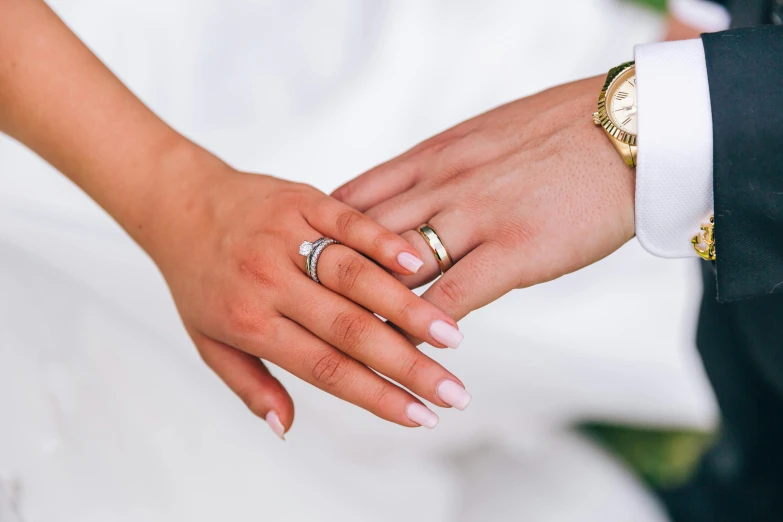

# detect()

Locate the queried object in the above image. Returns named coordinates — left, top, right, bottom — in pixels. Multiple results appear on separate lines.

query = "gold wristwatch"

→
left=593, top=61, right=637, bottom=168
left=593, top=61, right=716, bottom=260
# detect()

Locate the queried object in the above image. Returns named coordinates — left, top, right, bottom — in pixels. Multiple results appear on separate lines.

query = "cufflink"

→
left=692, top=215, right=716, bottom=261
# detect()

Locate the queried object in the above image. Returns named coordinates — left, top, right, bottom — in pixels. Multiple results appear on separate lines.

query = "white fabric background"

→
left=0, top=1, right=716, bottom=521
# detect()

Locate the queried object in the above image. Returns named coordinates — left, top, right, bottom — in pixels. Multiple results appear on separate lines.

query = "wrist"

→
left=581, top=73, right=637, bottom=241
left=571, top=75, right=637, bottom=240
left=119, top=136, right=234, bottom=265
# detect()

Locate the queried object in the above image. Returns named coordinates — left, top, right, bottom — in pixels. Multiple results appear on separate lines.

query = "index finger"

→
left=303, top=197, right=426, bottom=276
left=314, top=244, right=463, bottom=349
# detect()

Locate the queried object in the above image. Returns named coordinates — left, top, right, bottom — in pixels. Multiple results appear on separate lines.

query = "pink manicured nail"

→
left=429, top=320, right=463, bottom=349
left=265, top=410, right=286, bottom=440
left=406, top=403, right=439, bottom=429
left=437, top=380, right=472, bottom=411
left=397, top=252, right=424, bottom=273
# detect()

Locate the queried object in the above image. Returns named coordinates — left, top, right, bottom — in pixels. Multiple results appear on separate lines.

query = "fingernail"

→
left=436, top=380, right=472, bottom=411
left=397, top=252, right=424, bottom=273
left=406, top=403, right=439, bottom=429
left=429, top=320, right=463, bottom=349
left=265, top=410, right=286, bottom=440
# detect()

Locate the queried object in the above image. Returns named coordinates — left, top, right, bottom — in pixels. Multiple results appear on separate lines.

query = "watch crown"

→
left=592, top=112, right=601, bottom=126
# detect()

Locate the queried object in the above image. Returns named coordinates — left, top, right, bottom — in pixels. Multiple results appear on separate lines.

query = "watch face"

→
left=607, top=71, right=637, bottom=136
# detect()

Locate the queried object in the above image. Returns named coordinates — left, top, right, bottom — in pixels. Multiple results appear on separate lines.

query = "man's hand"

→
left=333, top=76, right=635, bottom=321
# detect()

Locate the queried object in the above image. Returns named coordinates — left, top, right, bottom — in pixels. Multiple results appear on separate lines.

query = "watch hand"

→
left=615, top=104, right=637, bottom=115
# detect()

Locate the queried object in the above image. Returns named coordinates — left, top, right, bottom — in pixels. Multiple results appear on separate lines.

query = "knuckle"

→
left=370, top=231, right=398, bottom=259
left=275, top=184, right=309, bottom=208
left=394, top=299, right=417, bottom=328
left=253, top=315, right=282, bottom=348
left=226, top=303, right=263, bottom=336
left=494, top=217, right=540, bottom=250
left=369, top=384, right=393, bottom=410
left=426, top=137, right=457, bottom=157
left=311, top=352, right=351, bottom=389
left=335, top=209, right=364, bottom=238
left=435, top=276, right=469, bottom=310
left=236, top=248, right=278, bottom=290
left=399, top=353, right=424, bottom=382
left=426, top=139, right=472, bottom=182
left=255, top=315, right=281, bottom=344
left=436, top=158, right=471, bottom=185
left=274, top=183, right=317, bottom=219
left=462, top=192, right=488, bottom=214
left=334, top=255, right=366, bottom=294
left=308, top=197, right=331, bottom=223
left=330, top=310, right=370, bottom=354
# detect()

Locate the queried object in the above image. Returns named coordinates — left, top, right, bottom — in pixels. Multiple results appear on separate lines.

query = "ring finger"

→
left=396, top=210, right=483, bottom=289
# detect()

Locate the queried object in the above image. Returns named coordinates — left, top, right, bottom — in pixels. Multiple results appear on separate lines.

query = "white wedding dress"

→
left=0, top=1, right=717, bottom=521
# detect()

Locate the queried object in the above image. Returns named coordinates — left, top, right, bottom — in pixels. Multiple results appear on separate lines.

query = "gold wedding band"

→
left=417, top=224, right=453, bottom=274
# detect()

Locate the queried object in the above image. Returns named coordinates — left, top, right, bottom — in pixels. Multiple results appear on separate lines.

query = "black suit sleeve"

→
left=701, top=25, right=783, bottom=302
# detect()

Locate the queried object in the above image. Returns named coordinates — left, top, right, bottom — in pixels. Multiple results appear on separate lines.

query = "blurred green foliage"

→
left=580, top=422, right=715, bottom=489
left=626, top=0, right=668, bottom=12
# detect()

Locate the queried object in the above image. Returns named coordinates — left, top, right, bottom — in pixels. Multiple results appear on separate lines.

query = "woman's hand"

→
left=0, top=1, right=468, bottom=438
left=333, top=76, right=635, bottom=322
left=146, top=150, right=469, bottom=437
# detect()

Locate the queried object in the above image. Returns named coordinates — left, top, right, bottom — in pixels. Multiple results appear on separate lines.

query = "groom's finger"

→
left=391, top=210, right=484, bottom=290
left=197, top=334, right=295, bottom=440
left=331, top=157, right=419, bottom=212
left=363, top=183, right=443, bottom=234
left=420, top=243, right=511, bottom=322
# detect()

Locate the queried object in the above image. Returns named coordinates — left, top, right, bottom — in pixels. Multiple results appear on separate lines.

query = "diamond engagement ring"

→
left=298, top=237, right=339, bottom=283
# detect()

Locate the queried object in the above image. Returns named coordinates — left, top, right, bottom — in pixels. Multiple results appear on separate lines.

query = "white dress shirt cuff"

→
left=634, top=38, right=715, bottom=258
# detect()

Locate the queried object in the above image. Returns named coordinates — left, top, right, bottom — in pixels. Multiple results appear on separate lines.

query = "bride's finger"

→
left=280, top=278, right=470, bottom=410
left=196, top=334, right=295, bottom=439
left=313, top=244, right=463, bottom=349
left=261, top=317, right=444, bottom=428
left=302, top=198, right=425, bottom=275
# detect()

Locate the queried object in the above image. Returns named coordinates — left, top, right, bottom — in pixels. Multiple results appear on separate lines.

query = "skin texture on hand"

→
left=333, top=76, right=636, bottom=322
